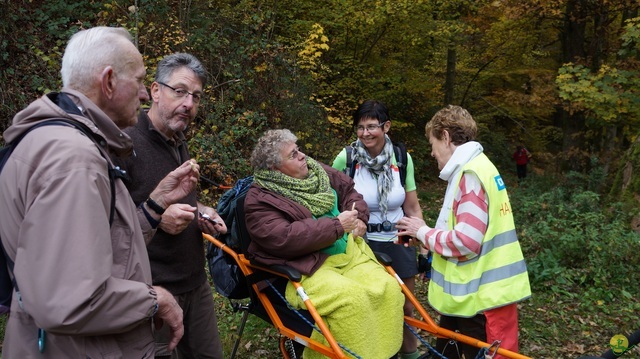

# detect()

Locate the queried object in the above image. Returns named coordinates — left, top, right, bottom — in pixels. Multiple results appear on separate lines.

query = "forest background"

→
left=1, top=0, right=640, bottom=358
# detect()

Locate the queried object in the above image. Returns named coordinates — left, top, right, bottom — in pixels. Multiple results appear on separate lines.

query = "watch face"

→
left=382, top=220, right=392, bottom=232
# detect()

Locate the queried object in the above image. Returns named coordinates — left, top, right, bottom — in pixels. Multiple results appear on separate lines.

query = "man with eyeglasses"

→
left=114, top=53, right=225, bottom=359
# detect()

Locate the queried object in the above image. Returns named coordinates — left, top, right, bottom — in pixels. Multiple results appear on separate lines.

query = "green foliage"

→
left=190, top=104, right=269, bottom=187
left=609, top=136, right=640, bottom=203
left=212, top=294, right=281, bottom=357
left=0, top=1, right=102, bottom=136
left=512, top=170, right=640, bottom=301
left=555, top=17, right=640, bottom=146
left=4, top=1, right=640, bottom=357
left=508, top=168, right=640, bottom=357
left=556, top=64, right=640, bottom=125
left=619, top=17, right=640, bottom=58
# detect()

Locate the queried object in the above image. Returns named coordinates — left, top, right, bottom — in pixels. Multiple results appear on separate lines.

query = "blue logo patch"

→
left=494, top=175, right=506, bottom=191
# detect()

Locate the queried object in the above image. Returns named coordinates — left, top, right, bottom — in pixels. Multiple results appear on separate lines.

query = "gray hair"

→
left=250, top=129, right=298, bottom=170
left=155, top=53, right=207, bottom=87
left=61, top=27, right=135, bottom=92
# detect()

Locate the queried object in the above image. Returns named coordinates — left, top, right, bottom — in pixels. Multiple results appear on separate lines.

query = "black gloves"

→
left=418, top=253, right=432, bottom=274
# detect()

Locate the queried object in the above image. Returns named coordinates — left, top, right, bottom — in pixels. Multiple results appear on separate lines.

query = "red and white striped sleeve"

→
left=422, top=172, right=488, bottom=260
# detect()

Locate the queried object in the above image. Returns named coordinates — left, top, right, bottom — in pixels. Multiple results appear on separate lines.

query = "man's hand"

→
left=197, top=207, right=227, bottom=236
left=149, top=160, right=199, bottom=208
left=159, top=203, right=197, bottom=235
left=153, top=286, right=183, bottom=352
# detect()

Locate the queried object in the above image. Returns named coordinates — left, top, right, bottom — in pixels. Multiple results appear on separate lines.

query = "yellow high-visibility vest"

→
left=428, top=153, right=531, bottom=317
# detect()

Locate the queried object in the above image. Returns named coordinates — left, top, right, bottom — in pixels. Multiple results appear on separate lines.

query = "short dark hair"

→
left=353, top=100, right=390, bottom=128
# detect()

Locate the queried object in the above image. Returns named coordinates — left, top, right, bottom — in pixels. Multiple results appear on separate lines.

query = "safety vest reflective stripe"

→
left=449, top=229, right=518, bottom=266
left=430, top=257, right=528, bottom=296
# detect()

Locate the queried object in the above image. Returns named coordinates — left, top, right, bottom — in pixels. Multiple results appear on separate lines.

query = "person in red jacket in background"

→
left=512, top=145, right=531, bottom=181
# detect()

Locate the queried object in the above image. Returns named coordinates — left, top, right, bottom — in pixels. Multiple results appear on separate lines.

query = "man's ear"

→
left=150, top=82, right=162, bottom=102
left=100, top=66, right=116, bottom=99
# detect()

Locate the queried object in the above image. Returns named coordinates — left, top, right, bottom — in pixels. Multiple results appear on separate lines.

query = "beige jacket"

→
left=0, top=90, right=158, bottom=358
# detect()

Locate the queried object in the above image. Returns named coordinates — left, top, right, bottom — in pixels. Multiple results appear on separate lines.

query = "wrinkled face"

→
left=150, top=67, right=203, bottom=137
left=276, top=142, right=308, bottom=179
left=356, top=117, right=389, bottom=155
left=429, top=131, right=454, bottom=171
left=111, top=45, right=149, bottom=129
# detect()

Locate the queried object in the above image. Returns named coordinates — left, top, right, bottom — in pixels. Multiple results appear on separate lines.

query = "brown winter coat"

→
left=244, top=163, right=369, bottom=275
left=0, top=90, right=158, bottom=358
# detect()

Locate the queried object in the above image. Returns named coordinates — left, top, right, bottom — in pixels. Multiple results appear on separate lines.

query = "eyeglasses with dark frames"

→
left=356, top=122, right=386, bottom=133
left=157, top=82, right=202, bottom=104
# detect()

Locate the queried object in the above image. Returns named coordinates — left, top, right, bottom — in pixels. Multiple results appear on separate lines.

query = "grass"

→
left=211, top=273, right=640, bottom=358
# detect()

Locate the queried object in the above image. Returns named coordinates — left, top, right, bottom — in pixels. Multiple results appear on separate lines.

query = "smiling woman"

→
left=331, top=99, right=425, bottom=358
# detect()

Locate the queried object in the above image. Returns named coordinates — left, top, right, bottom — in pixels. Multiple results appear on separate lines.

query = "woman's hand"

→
left=337, top=206, right=359, bottom=233
left=396, top=216, right=427, bottom=239
left=353, top=219, right=367, bottom=238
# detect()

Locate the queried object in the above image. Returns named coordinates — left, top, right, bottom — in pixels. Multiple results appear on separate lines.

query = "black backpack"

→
left=205, top=176, right=253, bottom=299
left=344, top=142, right=409, bottom=187
left=0, top=94, right=119, bottom=314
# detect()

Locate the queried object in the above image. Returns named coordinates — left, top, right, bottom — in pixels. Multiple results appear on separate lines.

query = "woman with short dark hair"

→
left=332, top=100, right=427, bottom=359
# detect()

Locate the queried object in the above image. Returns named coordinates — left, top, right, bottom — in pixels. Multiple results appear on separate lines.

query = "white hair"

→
left=61, top=27, right=135, bottom=92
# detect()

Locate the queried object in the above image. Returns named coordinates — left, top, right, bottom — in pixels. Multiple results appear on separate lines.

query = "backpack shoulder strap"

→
left=36, top=119, right=119, bottom=226
left=48, top=91, right=120, bottom=225
left=393, top=142, right=408, bottom=187
left=0, top=121, right=67, bottom=302
left=345, top=146, right=356, bottom=178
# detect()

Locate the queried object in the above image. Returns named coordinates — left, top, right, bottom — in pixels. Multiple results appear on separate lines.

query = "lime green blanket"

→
left=285, top=235, right=404, bottom=359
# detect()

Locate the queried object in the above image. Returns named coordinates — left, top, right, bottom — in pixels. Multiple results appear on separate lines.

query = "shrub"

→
left=511, top=172, right=640, bottom=301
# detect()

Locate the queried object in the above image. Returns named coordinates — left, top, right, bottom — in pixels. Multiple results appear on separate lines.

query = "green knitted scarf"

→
left=254, top=157, right=335, bottom=216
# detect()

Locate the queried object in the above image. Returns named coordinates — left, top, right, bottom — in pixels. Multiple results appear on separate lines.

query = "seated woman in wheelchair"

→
left=244, top=129, right=405, bottom=359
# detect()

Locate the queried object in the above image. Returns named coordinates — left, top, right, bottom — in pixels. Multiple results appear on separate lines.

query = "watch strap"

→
left=146, top=197, right=165, bottom=215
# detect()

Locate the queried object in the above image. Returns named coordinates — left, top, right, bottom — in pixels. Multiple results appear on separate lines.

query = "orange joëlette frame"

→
left=203, top=234, right=531, bottom=359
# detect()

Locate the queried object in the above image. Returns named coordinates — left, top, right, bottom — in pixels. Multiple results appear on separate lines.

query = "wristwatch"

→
left=146, top=197, right=165, bottom=215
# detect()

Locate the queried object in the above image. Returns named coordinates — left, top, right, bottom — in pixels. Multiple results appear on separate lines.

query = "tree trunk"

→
left=443, top=44, right=456, bottom=106
left=559, top=0, right=589, bottom=170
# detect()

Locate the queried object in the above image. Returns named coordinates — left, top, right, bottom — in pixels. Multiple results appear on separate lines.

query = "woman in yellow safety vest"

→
left=396, top=105, right=531, bottom=359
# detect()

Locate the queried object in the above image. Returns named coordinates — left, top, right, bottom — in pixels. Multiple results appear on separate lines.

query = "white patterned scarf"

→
left=350, top=135, right=394, bottom=220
